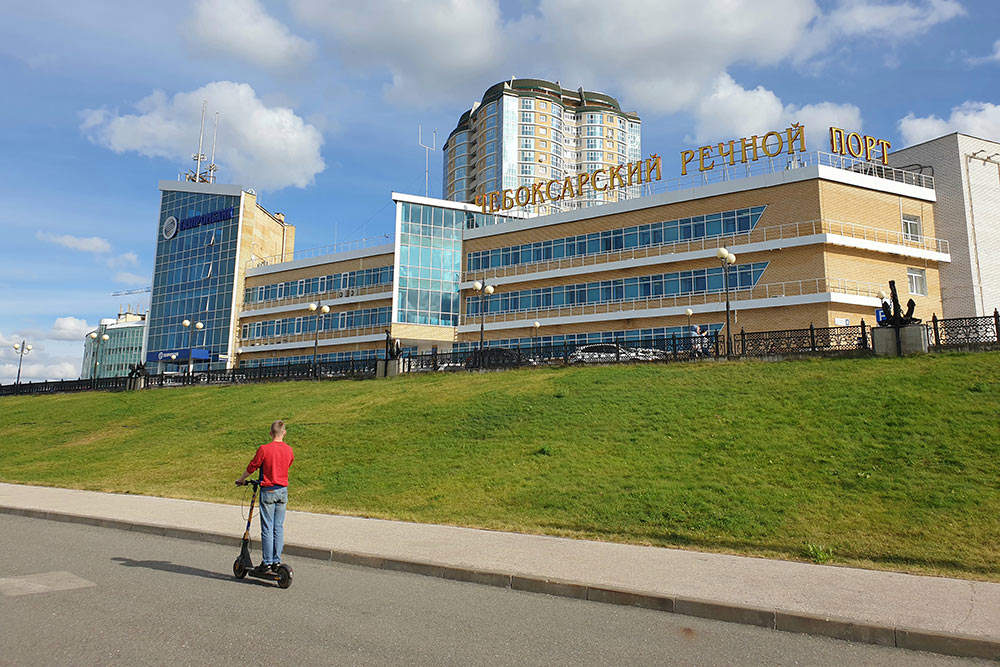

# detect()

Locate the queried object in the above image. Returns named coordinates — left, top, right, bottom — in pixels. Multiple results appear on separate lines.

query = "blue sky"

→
left=1, top=0, right=998, bottom=382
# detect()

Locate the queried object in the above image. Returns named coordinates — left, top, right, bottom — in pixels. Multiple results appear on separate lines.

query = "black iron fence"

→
left=735, top=322, right=873, bottom=357
left=929, top=310, right=1000, bottom=349
left=0, top=376, right=132, bottom=397
left=0, top=358, right=376, bottom=396
left=3, top=311, right=999, bottom=397
left=406, top=332, right=722, bottom=373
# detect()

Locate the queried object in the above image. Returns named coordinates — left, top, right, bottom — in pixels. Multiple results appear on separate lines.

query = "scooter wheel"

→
left=275, top=564, right=293, bottom=589
left=233, top=558, right=247, bottom=579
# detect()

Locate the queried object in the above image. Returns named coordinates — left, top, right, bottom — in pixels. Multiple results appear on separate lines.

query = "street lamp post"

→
left=182, top=319, right=204, bottom=375
left=472, top=281, right=494, bottom=369
left=685, top=308, right=694, bottom=356
left=308, top=302, right=331, bottom=379
left=531, top=321, right=540, bottom=361
left=88, top=331, right=110, bottom=386
left=12, top=340, right=32, bottom=386
left=716, top=247, right=737, bottom=358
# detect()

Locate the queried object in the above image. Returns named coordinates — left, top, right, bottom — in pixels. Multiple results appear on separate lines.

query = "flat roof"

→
left=158, top=180, right=245, bottom=197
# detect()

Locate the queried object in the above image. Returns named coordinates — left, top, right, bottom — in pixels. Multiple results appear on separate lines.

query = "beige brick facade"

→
left=235, top=170, right=947, bottom=365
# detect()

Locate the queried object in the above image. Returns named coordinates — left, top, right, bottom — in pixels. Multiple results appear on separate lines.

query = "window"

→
left=520, top=98, right=533, bottom=110
left=521, top=112, right=533, bottom=123
left=521, top=125, right=534, bottom=136
left=907, top=268, right=927, bottom=296
left=902, top=214, right=922, bottom=241
left=520, top=137, right=534, bottom=149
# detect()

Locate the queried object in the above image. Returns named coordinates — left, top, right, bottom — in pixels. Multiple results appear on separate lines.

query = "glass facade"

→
left=467, top=206, right=766, bottom=271
left=466, top=263, right=770, bottom=316
left=243, top=265, right=394, bottom=305
left=147, top=188, right=242, bottom=370
left=82, top=320, right=146, bottom=379
left=240, top=345, right=418, bottom=367
left=241, top=306, right=392, bottom=340
left=395, top=202, right=466, bottom=326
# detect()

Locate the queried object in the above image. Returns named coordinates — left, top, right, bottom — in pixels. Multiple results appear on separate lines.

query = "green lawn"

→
left=2, top=353, right=999, bottom=580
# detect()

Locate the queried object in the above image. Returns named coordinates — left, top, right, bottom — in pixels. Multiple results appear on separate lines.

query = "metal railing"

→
left=477, top=150, right=936, bottom=222
left=459, top=277, right=883, bottom=327
left=405, top=333, right=723, bottom=372
left=247, top=236, right=395, bottom=270
left=240, top=284, right=392, bottom=313
left=928, top=310, right=1000, bottom=348
left=238, top=324, right=388, bottom=349
left=463, top=218, right=949, bottom=283
left=736, top=323, right=873, bottom=357
left=5, top=310, right=999, bottom=397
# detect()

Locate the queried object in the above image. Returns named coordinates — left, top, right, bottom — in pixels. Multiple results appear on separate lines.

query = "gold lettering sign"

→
left=829, top=127, right=891, bottom=164
left=473, top=155, right=663, bottom=214
left=680, top=124, right=807, bottom=176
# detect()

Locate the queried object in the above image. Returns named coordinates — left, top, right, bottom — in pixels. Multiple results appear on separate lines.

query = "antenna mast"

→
left=418, top=125, right=436, bottom=198
left=190, top=100, right=207, bottom=182
left=208, top=112, right=220, bottom=183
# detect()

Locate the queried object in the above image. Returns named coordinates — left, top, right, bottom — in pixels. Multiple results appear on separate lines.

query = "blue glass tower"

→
left=147, top=181, right=246, bottom=372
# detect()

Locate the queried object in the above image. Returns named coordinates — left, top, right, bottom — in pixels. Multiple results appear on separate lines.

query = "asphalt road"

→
left=0, top=514, right=988, bottom=666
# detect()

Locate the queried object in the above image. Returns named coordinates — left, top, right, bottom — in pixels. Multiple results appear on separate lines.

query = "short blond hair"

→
left=270, top=420, right=286, bottom=438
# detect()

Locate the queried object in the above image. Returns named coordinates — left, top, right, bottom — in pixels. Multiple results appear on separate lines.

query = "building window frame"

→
left=907, top=267, right=927, bottom=296
left=902, top=214, right=922, bottom=242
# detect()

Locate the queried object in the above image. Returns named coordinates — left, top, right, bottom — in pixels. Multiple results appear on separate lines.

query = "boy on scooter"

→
left=236, top=420, right=295, bottom=573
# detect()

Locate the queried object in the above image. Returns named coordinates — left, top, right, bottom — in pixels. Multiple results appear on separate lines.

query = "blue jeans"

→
left=258, top=486, right=287, bottom=565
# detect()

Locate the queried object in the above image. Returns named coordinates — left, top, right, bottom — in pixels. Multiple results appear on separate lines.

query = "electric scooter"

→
left=233, top=478, right=293, bottom=588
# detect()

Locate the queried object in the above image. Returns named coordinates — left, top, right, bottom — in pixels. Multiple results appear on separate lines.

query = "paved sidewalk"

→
left=1, top=482, right=997, bottom=660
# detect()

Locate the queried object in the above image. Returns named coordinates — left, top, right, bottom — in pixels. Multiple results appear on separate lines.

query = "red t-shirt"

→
left=246, top=440, right=294, bottom=487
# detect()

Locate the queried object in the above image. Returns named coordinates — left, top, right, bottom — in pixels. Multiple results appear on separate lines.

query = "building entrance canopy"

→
left=146, top=349, right=211, bottom=363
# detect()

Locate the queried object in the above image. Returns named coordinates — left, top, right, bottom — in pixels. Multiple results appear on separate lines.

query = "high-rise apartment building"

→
left=443, top=78, right=641, bottom=216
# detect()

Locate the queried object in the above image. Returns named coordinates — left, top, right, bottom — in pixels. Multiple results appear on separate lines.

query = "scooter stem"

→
left=243, top=484, right=258, bottom=539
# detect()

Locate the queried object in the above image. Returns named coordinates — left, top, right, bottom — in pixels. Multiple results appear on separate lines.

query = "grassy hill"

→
left=2, top=353, right=998, bottom=581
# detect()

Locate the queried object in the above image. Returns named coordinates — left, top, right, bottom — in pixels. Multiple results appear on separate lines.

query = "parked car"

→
left=568, top=343, right=665, bottom=364
left=465, top=347, right=522, bottom=369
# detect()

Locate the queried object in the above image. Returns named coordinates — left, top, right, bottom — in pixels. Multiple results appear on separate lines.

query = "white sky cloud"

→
left=691, top=73, right=862, bottom=150
left=290, top=0, right=505, bottom=107
left=113, top=271, right=148, bottom=285
left=81, top=81, right=326, bottom=191
left=966, top=39, right=1000, bottom=65
left=899, top=101, right=1000, bottom=145
left=49, top=316, right=93, bottom=341
left=0, top=326, right=87, bottom=383
left=105, top=251, right=139, bottom=269
left=187, top=0, right=315, bottom=71
left=286, top=0, right=962, bottom=119
left=799, top=0, right=965, bottom=60
left=0, top=359, right=80, bottom=384
left=512, top=0, right=817, bottom=115
left=36, top=231, right=111, bottom=253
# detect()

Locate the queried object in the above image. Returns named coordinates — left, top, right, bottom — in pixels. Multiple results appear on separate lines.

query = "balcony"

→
left=247, top=236, right=395, bottom=270
left=458, top=277, right=883, bottom=327
left=238, top=324, right=387, bottom=350
left=241, top=283, right=393, bottom=313
left=463, top=218, right=950, bottom=284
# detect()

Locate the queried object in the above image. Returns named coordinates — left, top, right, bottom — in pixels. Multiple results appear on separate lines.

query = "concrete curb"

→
left=2, top=505, right=997, bottom=661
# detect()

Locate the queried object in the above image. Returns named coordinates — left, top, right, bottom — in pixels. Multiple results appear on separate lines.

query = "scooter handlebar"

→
left=236, top=479, right=261, bottom=488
